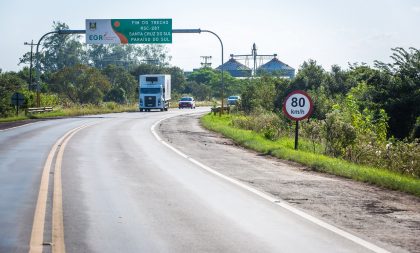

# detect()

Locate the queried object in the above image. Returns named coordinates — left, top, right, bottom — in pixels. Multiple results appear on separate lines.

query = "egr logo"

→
left=88, top=34, right=103, bottom=41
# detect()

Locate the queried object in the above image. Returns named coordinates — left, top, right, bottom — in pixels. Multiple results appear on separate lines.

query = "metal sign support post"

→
left=172, top=29, right=224, bottom=115
left=294, top=121, right=299, bottom=150
left=34, top=30, right=86, bottom=107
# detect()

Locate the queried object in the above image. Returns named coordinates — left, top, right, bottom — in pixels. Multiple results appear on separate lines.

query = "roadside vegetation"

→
left=201, top=114, right=420, bottom=196
left=1, top=21, right=419, bottom=196
left=0, top=22, right=232, bottom=121
left=200, top=48, right=420, bottom=196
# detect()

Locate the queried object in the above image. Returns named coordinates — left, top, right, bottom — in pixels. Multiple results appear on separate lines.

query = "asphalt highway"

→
left=0, top=108, right=387, bottom=253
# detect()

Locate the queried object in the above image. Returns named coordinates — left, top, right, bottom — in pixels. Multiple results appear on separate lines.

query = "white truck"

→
left=139, top=74, right=171, bottom=112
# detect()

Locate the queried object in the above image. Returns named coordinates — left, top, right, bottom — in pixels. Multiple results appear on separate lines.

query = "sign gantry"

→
left=86, top=19, right=172, bottom=44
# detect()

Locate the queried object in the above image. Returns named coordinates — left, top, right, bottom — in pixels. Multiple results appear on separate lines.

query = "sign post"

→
left=282, top=90, right=314, bottom=150
left=11, top=92, right=25, bottom=116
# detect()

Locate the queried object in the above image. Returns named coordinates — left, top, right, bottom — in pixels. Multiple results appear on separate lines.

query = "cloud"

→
left=412, top=6, right=420, bottom=13
left=368, top=33, right=393, bottom=41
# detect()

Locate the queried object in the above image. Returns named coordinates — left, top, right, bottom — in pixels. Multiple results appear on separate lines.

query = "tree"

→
left=162, top=66, right=186, bottom=94
left=19, top=21, right=171, bottom=86
left=50, top=64, right=111, bottom=104
left=130, top=63, right=162, bottom=77
left=102, top=65, right=137, bottom=102
left=323, top=65, right=354, bottom=96
left=141, top=44, right=171, bottom=66
left=104, top=88, right=127, bottom=104
left=86, top=44, right=170, bottom=70
left=241, top=77, right=276, bottom=113
left=86, top=44, right=110, bottom=69
left=187, top=68, right=239, bottom=99
left=187, top=68, right=219, bottom=85
left=292, top=59, right=326, bottom=91
left=185, top=81, right=212, bottom=100
left=20, top=22, right=85, bottom=74
left=373, top=47, right=420, bottom=139
left=0, top=72, right=27, bottom=116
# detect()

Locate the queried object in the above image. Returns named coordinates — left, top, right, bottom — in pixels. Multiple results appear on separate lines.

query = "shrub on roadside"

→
left=373, top=139, right=420, bottom=178
left=324, top=110, right=357, bottom=157
left=231, top=109, right=285, bottom=140
left=300, top=119, right=325, bottom=153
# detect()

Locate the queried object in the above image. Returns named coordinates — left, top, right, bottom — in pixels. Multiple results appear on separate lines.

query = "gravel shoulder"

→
left=157, top=111, right=420, bottom=253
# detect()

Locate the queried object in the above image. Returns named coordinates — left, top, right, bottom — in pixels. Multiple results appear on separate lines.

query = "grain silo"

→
left=216, top=58, right=252, bottom=78
left=257, top=57, right=295, bottom=78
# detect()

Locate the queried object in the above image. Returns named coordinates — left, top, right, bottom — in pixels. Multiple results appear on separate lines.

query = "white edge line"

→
left=151, top=116, right=391, bottom=253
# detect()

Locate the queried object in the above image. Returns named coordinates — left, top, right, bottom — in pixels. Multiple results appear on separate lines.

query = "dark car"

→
left=178, top=97, right=196, bottom=109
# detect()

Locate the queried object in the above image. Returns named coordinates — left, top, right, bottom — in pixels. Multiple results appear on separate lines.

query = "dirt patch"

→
left=158, top=112, right=420, bottom=253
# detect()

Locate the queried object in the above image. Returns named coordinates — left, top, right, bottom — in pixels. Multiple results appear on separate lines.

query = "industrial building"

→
left=257, top=57, right=295, bottom=78
left=215, top=58, right=252, bottom=77
left=215, top=43, right=295, bottom=78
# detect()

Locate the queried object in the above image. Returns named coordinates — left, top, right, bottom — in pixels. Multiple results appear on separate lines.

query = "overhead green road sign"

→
left=86, top=19, right=172, bottom=44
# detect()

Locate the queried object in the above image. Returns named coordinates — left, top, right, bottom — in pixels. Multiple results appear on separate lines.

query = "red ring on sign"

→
left=282, top=90, right=314, bottom=121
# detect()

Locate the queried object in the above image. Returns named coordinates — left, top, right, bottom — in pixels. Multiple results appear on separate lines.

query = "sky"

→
left=1, top=0, right=419, bottom=72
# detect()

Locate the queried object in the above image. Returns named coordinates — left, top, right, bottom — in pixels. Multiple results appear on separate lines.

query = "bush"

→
left=373, top=139, right=420, bottom=178
left=104, top=87, right=128, bottom=104
left=324, top=110, right=356, bottom=157
left=301, top=119, right=325, bottom=153
left=231, top=109, right=285, bottom=140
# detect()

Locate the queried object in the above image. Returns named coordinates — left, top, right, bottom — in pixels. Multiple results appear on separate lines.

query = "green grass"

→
left=0, top=115, right=28, bottom=123
left=200, top=113, right=420, bottom=197
left=0, top=103, right=139, bottom=122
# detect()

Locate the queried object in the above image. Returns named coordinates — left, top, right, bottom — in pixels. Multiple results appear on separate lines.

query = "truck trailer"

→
left=139, top=74, right=171, bottom=112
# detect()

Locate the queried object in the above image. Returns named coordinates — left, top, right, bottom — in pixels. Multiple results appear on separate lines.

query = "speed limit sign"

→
left=282, top=90, right=313, bottom=121
left=282, top=90, right=314, bottom=150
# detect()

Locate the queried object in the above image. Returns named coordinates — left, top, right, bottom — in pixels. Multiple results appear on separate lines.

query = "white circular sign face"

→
left=282, top=90, right=314, bottom=121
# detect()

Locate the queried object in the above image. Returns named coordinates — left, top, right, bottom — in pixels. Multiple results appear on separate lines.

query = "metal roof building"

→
left=216, top=58, right=252, bottom=78
left=257, top=57, right=295, bottom=78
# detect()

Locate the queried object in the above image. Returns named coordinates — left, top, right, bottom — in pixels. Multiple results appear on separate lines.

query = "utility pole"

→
left=200, top=56, right=212, bottom=68
left=252, top=43, right=257, bottom=75
left=24, top=40, right=36, bottom=90
left=34, top=29, right=85, bottom=107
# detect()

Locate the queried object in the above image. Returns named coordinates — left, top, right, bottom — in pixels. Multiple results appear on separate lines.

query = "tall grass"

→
left=200, top=114, right=420, bottom=197
left=0, top=102, right=139, bottom=122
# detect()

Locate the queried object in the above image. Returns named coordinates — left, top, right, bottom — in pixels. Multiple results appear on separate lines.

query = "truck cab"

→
left=139, top=74, right=171, bottom=112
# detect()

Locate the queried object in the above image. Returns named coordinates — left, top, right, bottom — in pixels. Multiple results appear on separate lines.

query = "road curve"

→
left=0, top=108, right=387, bottom=252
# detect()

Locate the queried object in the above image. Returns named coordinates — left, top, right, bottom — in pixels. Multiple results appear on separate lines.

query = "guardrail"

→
left=26, top=107, right=53, bottom=114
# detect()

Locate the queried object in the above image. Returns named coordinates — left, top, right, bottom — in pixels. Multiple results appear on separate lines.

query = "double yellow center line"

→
left=29, top=123, right=93, bottom=253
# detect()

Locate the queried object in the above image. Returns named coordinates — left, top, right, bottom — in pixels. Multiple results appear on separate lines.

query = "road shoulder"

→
left=157, top=112, right=420, bottom=253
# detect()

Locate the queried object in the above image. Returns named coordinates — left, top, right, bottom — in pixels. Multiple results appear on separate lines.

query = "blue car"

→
left=227, top=96, right=240, bottom=105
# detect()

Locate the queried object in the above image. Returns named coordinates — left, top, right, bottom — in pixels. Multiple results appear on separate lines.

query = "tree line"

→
left=1, top=21, right=419, bottom=143
left=237, top=48, right=420, bottom=140
left=226, top=47, right=419, bottom=177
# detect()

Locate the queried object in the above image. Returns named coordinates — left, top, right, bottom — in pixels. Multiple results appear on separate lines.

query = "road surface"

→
left=0, top=108, right=389, bottom=252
